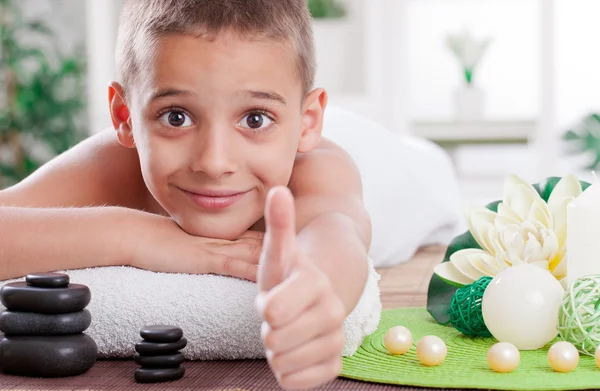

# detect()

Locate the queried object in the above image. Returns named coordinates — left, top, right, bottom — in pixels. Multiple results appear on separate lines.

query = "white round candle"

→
left=567, top=183, right=600, bottom=285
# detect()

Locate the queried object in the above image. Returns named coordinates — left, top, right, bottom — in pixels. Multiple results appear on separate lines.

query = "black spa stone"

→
left=134, top=352, right=185, bottom=368
left=135, top=338, right=187, bottom=355
left=0, top=334, right=97, bottom=377
left=26, top=272, right=70, bottom=288
left=134, top=366, right=185, bottom=383
left=140, top=325, right=183, bottom=343
left=0, top=310, right=91, bottom=335
left=0, top=282, right=91, bottom=314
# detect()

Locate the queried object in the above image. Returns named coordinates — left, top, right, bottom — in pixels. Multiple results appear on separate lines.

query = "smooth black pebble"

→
left=0, top=310, right=91, bottom=336
left=134, top=366, right=185, bottom=383
left=134, top=352, right=184, bottom=368
left=0, top=334, right=97, bottom=377
left=0, top=282, right=91, bottom=314
left=140, top=325, right=183, bottom=343
left=26, top=272, right=70, bottom=288
left=135, top=338, right=187, bottom=355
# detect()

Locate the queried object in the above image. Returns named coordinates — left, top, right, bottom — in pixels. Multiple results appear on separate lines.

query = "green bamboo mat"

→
left=341, top=307, right=600, bottom=390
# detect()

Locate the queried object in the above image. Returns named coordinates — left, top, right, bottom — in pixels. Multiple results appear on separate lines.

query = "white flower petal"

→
left=497, top=202, right=523, bottom=222
left=479, top=253, right=506, bottom=275
left=547, top=175, right=582, bottom=217
left=503, top=175, right=543, bottom=219
left=450, top=249, right=490, bottom=282
left=433, top=261, right=472, bottom=287
left=551, top=197, right=574, bottom=249
left=550, top=245, right=567, bottom=274
left=523, top=233, right=543, bottom=262
left=530, top=260, right=550, bottom=270
left=467, top=207, right=497, bottom=253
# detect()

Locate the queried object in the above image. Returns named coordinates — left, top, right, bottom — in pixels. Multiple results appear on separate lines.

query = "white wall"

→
left=85, top=0, right=123, bottom=134
left=405, top=0, right=540, bottom=121
left=556, top=0, right=600, bottom=132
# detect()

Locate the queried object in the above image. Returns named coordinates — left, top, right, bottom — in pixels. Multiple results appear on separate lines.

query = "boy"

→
left=0, top=0, right=371, bottom=389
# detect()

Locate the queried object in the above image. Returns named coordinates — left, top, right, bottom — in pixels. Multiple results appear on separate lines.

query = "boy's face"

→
left=111, top=31, right=325, bottom=240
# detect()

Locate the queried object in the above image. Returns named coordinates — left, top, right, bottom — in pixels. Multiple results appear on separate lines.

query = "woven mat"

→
left=342, top=308, right=600, bottom=391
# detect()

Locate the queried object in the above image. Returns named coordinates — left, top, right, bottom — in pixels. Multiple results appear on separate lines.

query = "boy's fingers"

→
left=264, top=186, right=296, bottom=258
left=261, top=292, right=344, bottom=354
left=267, top=329, right=345, bottom=377
left=277, top=355, right=342, bottom=390
left=209, top=256, right=258, bottom=281
left=239, top=230, right=264, bottom=241
left=259, top=264, right=327, bottom=329
left=257, top=186, right=297, bottom=292
left=219, top=242, right=262, bottom=264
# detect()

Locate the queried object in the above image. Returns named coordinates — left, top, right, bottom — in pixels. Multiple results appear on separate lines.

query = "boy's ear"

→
left=108, top=82, right=135, bottom=149
left=298, top=88, right=328, bottom=153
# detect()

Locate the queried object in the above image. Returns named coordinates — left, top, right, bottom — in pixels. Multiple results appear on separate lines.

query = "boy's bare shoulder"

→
left=289, top=137, right=361, bottom=195
left=0, top=129, right=147, bottom=209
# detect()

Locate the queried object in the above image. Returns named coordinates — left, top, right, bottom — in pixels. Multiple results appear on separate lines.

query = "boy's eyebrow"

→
left=148, top=88, right=196, bottom=102
left=239, top=89, right=287, bottom=106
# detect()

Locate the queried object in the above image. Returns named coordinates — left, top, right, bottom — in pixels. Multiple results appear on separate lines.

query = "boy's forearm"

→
left=297, top=211, right=370, bottom=315
left=0, top=206, right=137, bottom=280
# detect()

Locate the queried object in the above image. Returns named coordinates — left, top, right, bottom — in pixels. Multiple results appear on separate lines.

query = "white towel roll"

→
left=0, top=260, right=380, bottom=360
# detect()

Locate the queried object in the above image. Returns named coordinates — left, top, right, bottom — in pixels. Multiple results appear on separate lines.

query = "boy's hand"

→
left=256, top=187, right=345, bottom=390
left=131, top=214, right=263, bottom=281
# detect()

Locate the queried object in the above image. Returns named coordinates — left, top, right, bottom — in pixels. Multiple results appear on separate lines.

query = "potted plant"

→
left=445, top=28, right=491, bottom=121
left=563, top=113, right=600, bottom=171
left=0, top=0, right=87, bottom=189
left=308, top=0, right=348, bottom=94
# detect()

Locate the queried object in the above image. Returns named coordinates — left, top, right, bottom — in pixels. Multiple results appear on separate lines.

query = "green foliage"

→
left=563, top=113, right=600, bottom=170
left=426, top=177, right=591, bottom=325
left=0, top=0, right=87, bottom=188
left=308, top=0, right=346, bottom=19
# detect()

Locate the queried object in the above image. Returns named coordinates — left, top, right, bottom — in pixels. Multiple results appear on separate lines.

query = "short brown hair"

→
left=116, top=0, right=315, bottom=96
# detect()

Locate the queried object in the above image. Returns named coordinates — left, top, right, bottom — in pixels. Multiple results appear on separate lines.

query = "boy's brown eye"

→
left=159, top=110, right=193, bottom=128
left=168, top=112, right=186, bottom=127
left=246, top=114, right=264, bottom=129
left=238, top=112, right=273, bottom=131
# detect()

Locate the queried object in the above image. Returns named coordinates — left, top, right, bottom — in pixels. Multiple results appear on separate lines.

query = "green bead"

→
left=448, top=277, right=493, bottom=337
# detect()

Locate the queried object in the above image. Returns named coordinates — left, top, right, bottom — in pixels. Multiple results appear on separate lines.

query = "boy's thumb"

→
left=257, top=186, right=297, bottom=292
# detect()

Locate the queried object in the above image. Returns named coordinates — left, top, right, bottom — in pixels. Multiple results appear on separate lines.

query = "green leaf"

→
left=427, top=230, right=481, bottom=325
left=426, top=176, right=591, bottom=325
left=308, top=0, right=346, bottom=18
left=25, top=21, right=53, bottom=37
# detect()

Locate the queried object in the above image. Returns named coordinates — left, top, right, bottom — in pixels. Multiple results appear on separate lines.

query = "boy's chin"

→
left=175, top=216, right=252, bottom=241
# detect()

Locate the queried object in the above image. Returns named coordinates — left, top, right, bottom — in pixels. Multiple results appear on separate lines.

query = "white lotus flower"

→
left=434, top=174, right=583, bottom=288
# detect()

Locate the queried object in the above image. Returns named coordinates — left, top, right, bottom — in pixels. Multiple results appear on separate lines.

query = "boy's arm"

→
left=256, top=144, right=370, bottom=390
left=0, top=130, right=262, bottom=281
left=290, top=141, right=371, bottom=314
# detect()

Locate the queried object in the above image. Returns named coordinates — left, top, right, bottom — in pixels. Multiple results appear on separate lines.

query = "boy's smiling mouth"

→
left=178, top=187, right=251, bottom=210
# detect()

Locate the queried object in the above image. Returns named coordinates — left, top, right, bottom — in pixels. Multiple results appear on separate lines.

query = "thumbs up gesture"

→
left=256, top=186, right=346, bottom=390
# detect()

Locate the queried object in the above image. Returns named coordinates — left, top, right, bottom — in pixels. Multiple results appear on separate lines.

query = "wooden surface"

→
left=377, top=245, right=446, bottom=309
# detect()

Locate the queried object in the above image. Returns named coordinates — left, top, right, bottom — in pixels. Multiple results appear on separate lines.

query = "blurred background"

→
left=1, top=0, right=599, bottom=207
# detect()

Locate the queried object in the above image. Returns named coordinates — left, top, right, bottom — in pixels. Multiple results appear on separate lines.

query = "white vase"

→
left=312, top=19, right=349, bottom=94
left=454, top=86, right=484, bottom=121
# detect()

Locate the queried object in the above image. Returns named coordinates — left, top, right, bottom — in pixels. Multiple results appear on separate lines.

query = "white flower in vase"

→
left=445, top=28, right=492, bottom=86
left=434, top=174, right=583, bottom=288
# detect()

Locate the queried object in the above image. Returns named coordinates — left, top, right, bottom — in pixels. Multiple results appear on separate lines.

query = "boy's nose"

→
left=189, top=131, right=237, bottom=179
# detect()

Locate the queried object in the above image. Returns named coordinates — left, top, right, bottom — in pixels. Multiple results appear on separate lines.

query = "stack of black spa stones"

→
left=0, top=272, right=97, bottom=377
left=134, top=325, right=187, bottom=383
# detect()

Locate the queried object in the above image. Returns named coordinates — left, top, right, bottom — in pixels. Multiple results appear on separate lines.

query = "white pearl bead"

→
left=384, top=326, right=413, bottom=355
left=416, top=335, right=447, bottom=366
left=548, top=341, right=579, bottom=373
left=487, top=342, right=520, bottom=373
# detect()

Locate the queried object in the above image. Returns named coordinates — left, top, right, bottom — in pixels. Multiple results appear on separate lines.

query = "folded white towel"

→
left=0, top=260, right=381, bottom=360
